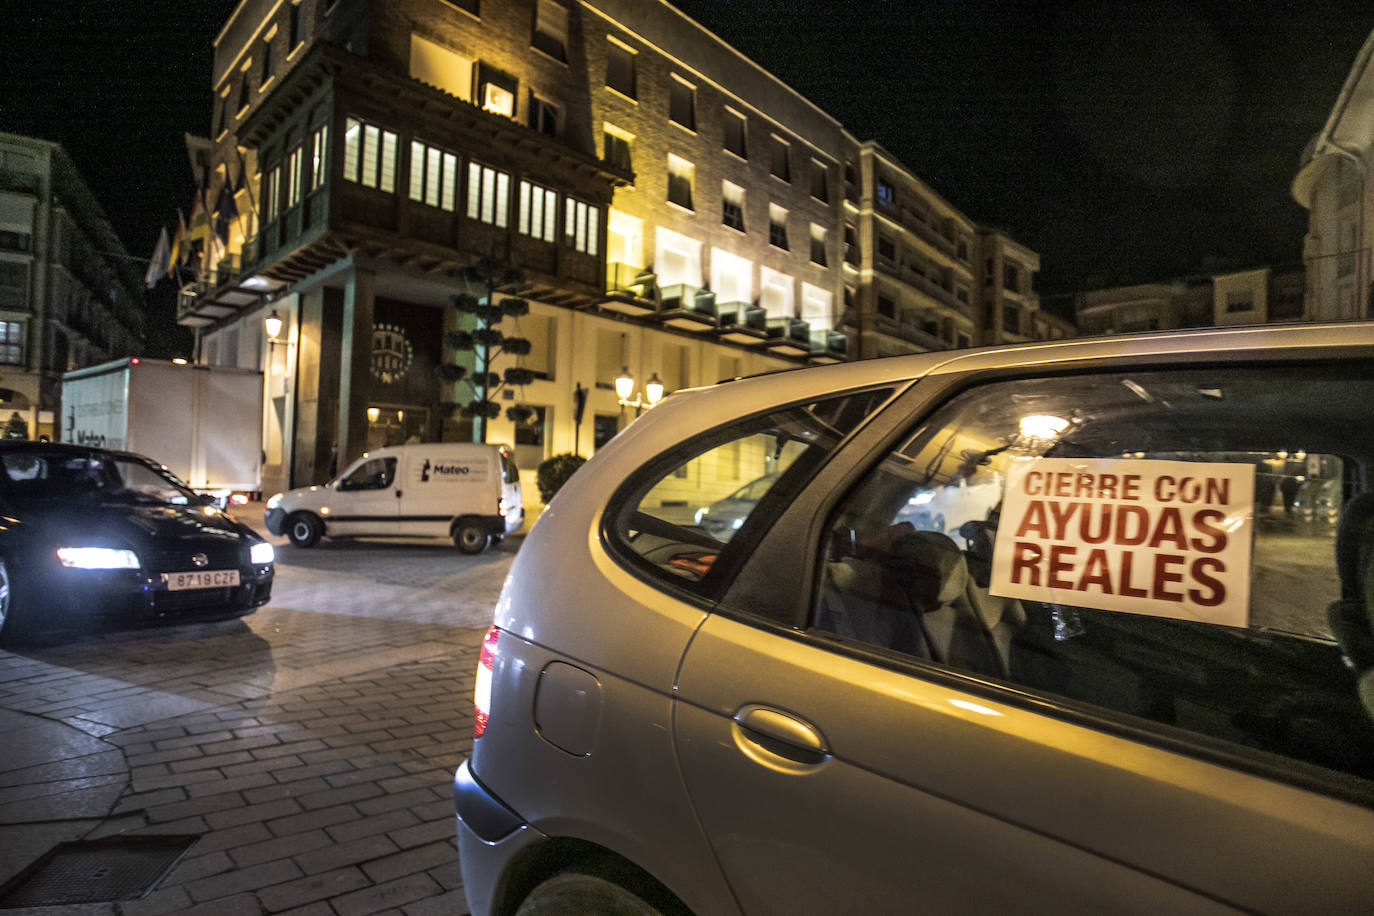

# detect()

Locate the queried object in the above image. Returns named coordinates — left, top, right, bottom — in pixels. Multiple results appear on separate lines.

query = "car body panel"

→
left=460, top=323, right=1374, bottom=915
left=674, top=613, right=1373, bottom=915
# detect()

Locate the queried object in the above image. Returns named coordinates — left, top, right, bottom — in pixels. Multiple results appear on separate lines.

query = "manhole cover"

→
left=0, top=835, right=197, bottom=908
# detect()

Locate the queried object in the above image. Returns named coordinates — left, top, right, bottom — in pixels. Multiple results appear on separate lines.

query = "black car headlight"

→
left=55, top=547, right=141, bottom=570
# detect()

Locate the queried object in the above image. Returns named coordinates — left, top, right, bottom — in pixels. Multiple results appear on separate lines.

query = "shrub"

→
left=536, top=453, right=587, bottom=503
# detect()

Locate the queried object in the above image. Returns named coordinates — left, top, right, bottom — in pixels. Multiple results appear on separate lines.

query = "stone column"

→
left=338, top=267, right=376, bottom=468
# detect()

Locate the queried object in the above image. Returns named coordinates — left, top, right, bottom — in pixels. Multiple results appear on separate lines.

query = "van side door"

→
left=327, top=456, right=400, bottom=537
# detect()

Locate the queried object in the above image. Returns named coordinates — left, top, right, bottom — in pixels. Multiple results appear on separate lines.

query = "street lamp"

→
left=615, top=368, right=664, bottom=417
left=264, top=309, right=283, bottom=340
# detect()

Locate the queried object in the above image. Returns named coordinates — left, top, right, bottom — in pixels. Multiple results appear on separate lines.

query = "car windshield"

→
left=0, top=451, right=197, bottom=504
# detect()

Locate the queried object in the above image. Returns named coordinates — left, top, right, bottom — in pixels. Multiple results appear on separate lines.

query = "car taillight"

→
left=474, top=624, right=499, bottom=737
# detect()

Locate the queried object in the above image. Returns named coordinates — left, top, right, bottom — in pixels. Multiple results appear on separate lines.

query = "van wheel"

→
left=286, top=513, right=323, bottom=548
left=453, top=522, right=490, bottom=555
left=515, top=873, right=665, bottom=916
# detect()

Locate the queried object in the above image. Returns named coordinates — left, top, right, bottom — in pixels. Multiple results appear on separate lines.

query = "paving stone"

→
left=184, top=857, right=303, bottom=902
left=361, top=840, right=457, bottom=885
left=243, top=776, right=329, bottom=804
left=117, top=884, right=194, bottom=916
left=185, top=821, right=274, bottom=855
left=205, top=797, right=303, bottom=830
left=402, top=888, right=472, bottom=916
left=389, top=817, right=459, bottom=851
left=256, top=865, right=370, bottom=912
left=145, top=791, right=246, bottom=823
left=332, top=872, right=443, bottom=916
left=167, top=849, right=236, bottom=884
left=327, top=808, right=422, bottom=845
left=228, top=827, right=334, bottom=868
left=295, top=834, right=401, bottom=876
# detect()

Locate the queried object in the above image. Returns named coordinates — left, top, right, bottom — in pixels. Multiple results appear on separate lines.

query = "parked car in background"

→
left=456, top=322, right=1374, bottom=915
left=265, top=442, right=523, bottom=554
left=0, top=442, right=274, bottom=644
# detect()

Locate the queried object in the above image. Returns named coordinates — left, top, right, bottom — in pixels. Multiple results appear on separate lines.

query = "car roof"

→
left=0, top=441, right=153, bottom=464
left=594, top=321, right=1374, bottom=476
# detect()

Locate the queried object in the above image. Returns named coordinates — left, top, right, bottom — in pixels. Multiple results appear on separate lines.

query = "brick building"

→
left=181, top=0, right=1055, bottom=502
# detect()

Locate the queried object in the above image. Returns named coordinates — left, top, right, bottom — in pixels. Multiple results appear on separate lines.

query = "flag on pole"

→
left=189, top=190, right=210, bottom=243
left=167, top=210, right=187, bottom=279
left=144, top=227, right=170, bottom=288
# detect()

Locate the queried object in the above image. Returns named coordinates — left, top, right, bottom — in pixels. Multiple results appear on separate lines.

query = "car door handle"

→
left=733, top=705, right=829, bottom=763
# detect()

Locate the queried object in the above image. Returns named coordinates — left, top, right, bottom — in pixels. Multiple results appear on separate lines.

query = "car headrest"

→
left=886, top=530, right=969, bottom=609
left=1336, top=492, right=1374, bottom=605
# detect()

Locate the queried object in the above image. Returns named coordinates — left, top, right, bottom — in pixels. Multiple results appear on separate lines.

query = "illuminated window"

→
left=876, top=178, right=895, bottom=206
left=410, top=33, right=474, bottom=101
left=722, top=181, right=745, bottom=232
left=263, top=164, right=280, bottom=223
left=606, top=38, right=636, bottom=98
left=769, top=135, right=790, bottom=182
left=759, top=267, right=793, bottom=317
left=0, top=321, right=23, bottom=365
left=518, top=180, right=558, bottom=242
left=408, top=140, right=458, bottom=211
left=342, top=117, right=398, bottom=192
left=723, top=108, right=747, bottom=158
left=309, top=124, right=327, bottom=191
left=810, top=223, right=827, bottom=266
left=285, top=147, right=302, bottom=208
left=769, top=203, right=788, bottom=250
left=669, top=76, right=695, bottom=130
left=565, top=197, right=599, bottom=256
left=466, top=161, right=510, bottom=227
left=533, top=0, right=568, bottom=62
left=667, top=154, right=693, bottom=210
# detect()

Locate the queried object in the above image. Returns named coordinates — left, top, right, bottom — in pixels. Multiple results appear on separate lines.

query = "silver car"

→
left=456, top=323, right=1374, bottom=915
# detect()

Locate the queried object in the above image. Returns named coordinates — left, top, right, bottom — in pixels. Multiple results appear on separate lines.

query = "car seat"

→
left=1328, top=491, right=1374, bottom=717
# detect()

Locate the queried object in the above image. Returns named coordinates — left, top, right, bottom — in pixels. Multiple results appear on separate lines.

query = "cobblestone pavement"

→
left=0, top=525, right=517, bottom=915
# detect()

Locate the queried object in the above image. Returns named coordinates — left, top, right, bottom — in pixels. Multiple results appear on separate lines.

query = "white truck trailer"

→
left=61, top=358, right=263, bottom=503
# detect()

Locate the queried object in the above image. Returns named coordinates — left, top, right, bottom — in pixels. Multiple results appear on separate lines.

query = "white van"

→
left=263, top=443, right=523, bottom=554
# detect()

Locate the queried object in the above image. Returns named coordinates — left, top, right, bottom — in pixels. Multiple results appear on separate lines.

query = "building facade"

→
left=1074, top=266, right=1305, bottom=336
left=1292, top=28, right=1374, bottom=322
left=0, top=132, right=146, bottom=440
left=183, top=0, right=1053, bottom=504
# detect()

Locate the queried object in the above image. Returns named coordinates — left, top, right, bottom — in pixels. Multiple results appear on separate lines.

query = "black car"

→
left=0, top=442, right=274, bottom=643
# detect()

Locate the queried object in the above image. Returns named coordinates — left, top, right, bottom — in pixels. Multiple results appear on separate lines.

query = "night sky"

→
left=3, top=0, right=1372, bottom=329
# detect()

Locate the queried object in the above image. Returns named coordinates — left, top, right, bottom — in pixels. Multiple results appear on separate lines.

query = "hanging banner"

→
left=989, top=458, right=1255, bottom=628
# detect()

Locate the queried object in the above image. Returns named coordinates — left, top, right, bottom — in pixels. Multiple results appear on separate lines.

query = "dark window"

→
left=530, top=97, right=560, bottom=137
left=0, top=231, right=32, bottom=253
left=1003, top=306, right=1020, bottom=334
left=876, top=179, right=895, bottom=206
left=877, top=235, right=895, bottom=261
left=810, top=159, right=829, bottom=202
left=770, top=136, right=790, bottom=182
left=533, top=0, right=568, bottom=62
left=723, top=109, right=747, bottom=158
left=1003, top=262, right=1020, bottom=292
left=668, top=157, right=693, bottom=210
left=877, top=295, right=895, bottom=318
left=339, top=457, right=397, bottom=491
left=594, top=414, right=620, bottom=450
left=216, top=95, right=228, bottom=136
left=669, top=79, right=695, bottom=130
left=844, top=224, right=859, bottom=266
left=957, top=240, right=969, bottom=260
left=289, top=2, right=304, bottom=48
left=769, top=207, right=789, bottom=250
left=813, top=364, right=1374, bottom=783
left=449, top=0, right=480, bottom=14
left=1227, top=292, right=1254, bottom=313
left=606, top=41, right=636, bottom=98
left=261, top=36, right=274, bottom=84
left=810, top=227, right=827, bottom=266
left=0, top=320, right=22, bottom=365
left=723, top=199, right=744, bottom=231
left=237, top=75, right=250, bottom=112
left=957, top=332, right=970, bottom=348
left=604, top=131, right=632, bottom=172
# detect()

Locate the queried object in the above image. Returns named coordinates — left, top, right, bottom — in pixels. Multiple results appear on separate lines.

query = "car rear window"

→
left=608, top=388, right=892, bottom=591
